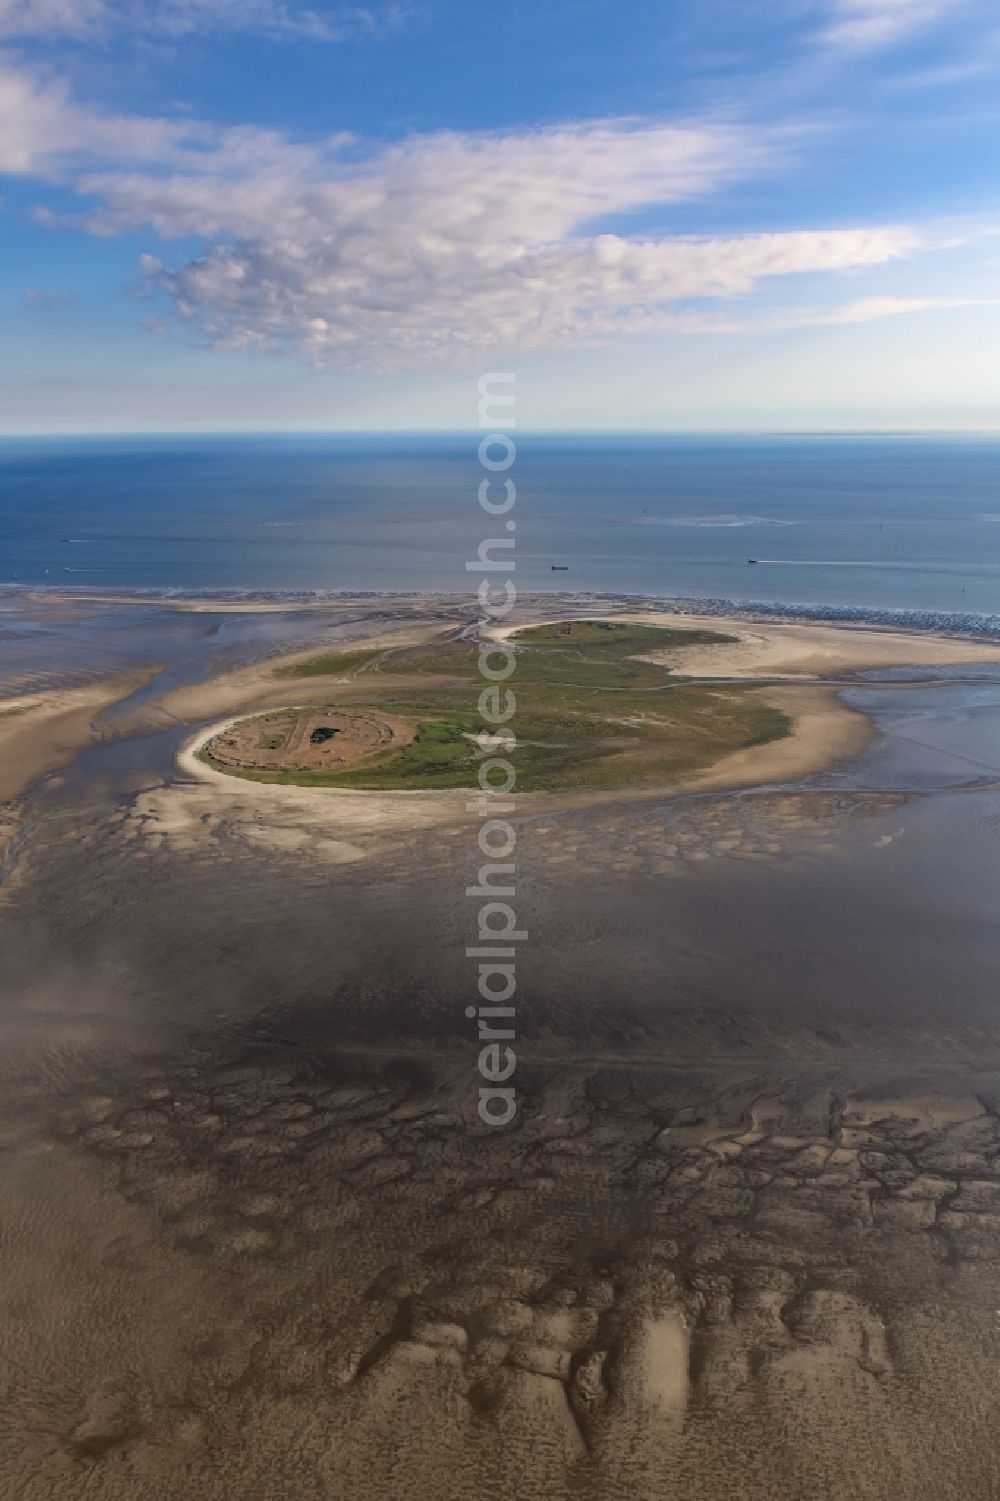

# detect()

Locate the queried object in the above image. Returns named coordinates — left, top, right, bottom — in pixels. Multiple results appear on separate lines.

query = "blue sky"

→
left=1, top=0, right=999, bottom=431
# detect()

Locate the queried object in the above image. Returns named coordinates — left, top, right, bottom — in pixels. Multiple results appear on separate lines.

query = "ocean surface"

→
left=2, top=433, right=1000, bottom=624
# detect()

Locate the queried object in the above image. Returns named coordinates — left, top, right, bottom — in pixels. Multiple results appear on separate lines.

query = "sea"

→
left=2, top=432, right=1000, bottom=627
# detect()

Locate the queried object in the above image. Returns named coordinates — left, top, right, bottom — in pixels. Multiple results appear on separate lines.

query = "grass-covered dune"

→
left=200, top=619, right=789, bottom=792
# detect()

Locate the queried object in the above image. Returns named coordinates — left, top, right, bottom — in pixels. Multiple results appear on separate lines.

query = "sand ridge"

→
left=494, top=609, right=1000, bottom=679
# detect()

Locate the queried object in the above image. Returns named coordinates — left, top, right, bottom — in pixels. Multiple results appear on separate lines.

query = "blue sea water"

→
left=2, top=432, right=1000, bottom=622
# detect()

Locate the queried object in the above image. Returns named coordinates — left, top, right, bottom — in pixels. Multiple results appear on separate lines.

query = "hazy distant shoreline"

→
left=6, top=582, right=1000, bottom=639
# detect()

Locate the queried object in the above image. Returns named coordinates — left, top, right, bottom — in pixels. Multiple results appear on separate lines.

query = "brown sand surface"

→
left=616, top=610, right=1000, bottom=678
left=0, top=674, right=149, bottom=801
left=20, top=590, right=445, bottom=615
left=151, top=623, right=456, bottom=727
left=688, top=683, right=874, bottom=790
left=495, top=608, right=1000, bottom=678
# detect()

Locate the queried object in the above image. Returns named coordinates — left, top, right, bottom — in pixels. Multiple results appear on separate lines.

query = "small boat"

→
left=747, top=557, right=759, bottom=565
left=551, top=564, right=569, bottom=571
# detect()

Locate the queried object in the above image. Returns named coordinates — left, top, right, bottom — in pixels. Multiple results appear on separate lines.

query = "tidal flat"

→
left=3, top=590, right=1000, bottom=1499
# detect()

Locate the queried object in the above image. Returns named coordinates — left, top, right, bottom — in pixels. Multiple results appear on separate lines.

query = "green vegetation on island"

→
left=0, top=702, right=45, bottom=718
left=200, top=619, right=790, bottom=793
left=276, top=647, right=383, bottom=677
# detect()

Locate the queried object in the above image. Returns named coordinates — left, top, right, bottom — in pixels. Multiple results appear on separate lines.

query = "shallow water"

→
left=826, top=668, right=1000, bottom=792
left=0, top=597, right=360, bottom=696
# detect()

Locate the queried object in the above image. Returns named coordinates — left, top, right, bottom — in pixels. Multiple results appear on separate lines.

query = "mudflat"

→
left=4, top=592, right=1000, bottom=1500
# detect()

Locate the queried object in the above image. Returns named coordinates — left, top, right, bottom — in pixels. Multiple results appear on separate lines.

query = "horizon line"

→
left=2, top=426, right=1000, bottom=441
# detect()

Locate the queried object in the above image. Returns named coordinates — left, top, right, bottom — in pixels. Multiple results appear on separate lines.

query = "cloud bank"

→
left=0, top=48, right=931, bottom=368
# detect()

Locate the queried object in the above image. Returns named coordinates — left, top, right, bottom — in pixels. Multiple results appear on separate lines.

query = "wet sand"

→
left=626, top=611, right=1000, bottom=678
left=4, top=592, right=1000, bottom=1499
left=0, top=673, right=151, bottom=802
left=150, top=622, right=457, bottom=727
left=689, top=683, right=874, bottom=790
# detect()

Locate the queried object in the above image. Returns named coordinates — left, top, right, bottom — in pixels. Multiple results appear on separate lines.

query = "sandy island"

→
left=8, top=603, right=1000, bottom=844
left=178, top=608, right=1000, bottom=802
left=140, top=609, right=1000, bottom=856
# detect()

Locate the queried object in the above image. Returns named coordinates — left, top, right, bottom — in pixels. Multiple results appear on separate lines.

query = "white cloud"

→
left=69, top=110, right=917, bottom=367
left=80, top=118, right=779, bottom=238
left=821, top=0, right=959, bottom=50
left=140, top=222, right=916, bottom=366
left=0, top=49, right=926, bottom=367
left=0, top=0, right=400, bottom=42
left=815, top=294, right=989, bottom=322
left=0, top=52, right=331, bottom=176
left=0, top=58, right=182, bottom=173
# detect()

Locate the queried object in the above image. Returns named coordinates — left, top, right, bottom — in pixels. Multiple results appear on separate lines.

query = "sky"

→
left=0, top=0, right=999, bottom=432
